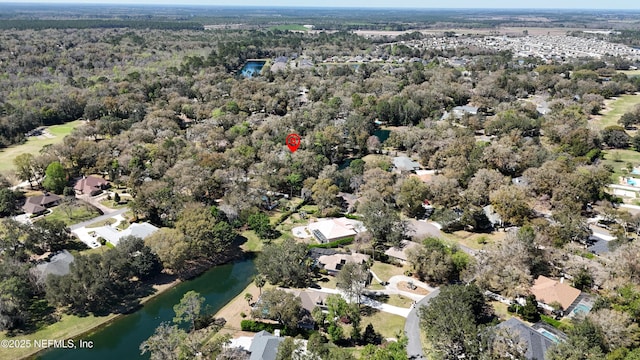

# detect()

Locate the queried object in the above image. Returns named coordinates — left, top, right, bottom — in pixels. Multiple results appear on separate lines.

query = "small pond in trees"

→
left=373, top=129, right=391, bottom=143
left=240, top=61, right=266, bottom=78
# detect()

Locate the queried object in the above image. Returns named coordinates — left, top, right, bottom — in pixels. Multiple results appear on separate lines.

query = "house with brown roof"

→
left=74, top=176, right=109, bottom=196
left=22, top=193, right=62, bottom=215
left=530, top=276, right=581, bottom=314
left=317, top=252, right=370, bottom=276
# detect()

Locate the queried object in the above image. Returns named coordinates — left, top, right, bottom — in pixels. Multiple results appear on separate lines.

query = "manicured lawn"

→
left=240, top=230, right=263, bottom=252
left=601, top=149, right=640, bottom=182
left=99, top=198, right=130, bottom=210
left=0, top=120, right=83, bottom=174
left=39, top=204, right=100, bottom=226
left=370, top=262, right=406, bottom=282
left=385, top=294, right=414, bottom=308
left=590, top=93, right=640, bottom=131
left=362, top=310, right=406, bottom=339
left=0, top=313, right=117, bottom=360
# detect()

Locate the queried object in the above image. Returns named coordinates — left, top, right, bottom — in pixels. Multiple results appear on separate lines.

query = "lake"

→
left=240, top=61, right=266, bottom=78
left=36, top=259, right=256, bottom=360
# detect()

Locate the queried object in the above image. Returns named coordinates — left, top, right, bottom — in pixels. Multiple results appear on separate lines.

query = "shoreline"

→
left=15, top=275, right=183, bottom=360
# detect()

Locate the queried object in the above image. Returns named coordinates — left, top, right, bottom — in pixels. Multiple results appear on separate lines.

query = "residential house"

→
left=530, top=276, right=581, bottom=315
left=384, top=240, right=422, bottom=264
left=93, top=222, right=159, bottom=246
left=22, top=193, right=62, bottom=216
left=411, top=169, right=435, bottom=183
left=317, top=252, right=370, bottom=276
left=248, top=330, right=284, bottom=360
left=495, top=318, right=556, bottom=360
left=440, top=105, right=479, bottom=121
left=392, top=156, right=421, bottom=173
left=307, top=217, right=365, bottom=244
left=74, top=175, right=110, bottom=196
left=33, top=250, right=74, bottom=283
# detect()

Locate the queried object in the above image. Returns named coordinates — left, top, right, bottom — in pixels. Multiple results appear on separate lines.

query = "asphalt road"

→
left=405, top=287, right=440, bottom=359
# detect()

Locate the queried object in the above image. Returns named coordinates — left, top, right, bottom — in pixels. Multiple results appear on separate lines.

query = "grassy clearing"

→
left=490, top=301, right=514, bottom=321
left=590, top=93, right=640, bottom=131
left=619, top=69, right=640, bottom=77
left=39, top=204, right=100, bottom=226
left=370, top=262, right=406, bottom=282
left=385, top=294, right=414, bottom=308
left=240, top=230, right=263, bottom=252
left=0, top=313, right=117, bottom=360
left=0, top=120, right=83, bottom=174
left=445, top=230, right=505, bottom=250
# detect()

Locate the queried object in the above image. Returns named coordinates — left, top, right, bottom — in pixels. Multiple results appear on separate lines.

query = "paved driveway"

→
left=405, top=288, right=440, bottom=359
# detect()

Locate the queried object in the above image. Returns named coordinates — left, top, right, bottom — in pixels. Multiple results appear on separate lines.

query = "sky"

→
left=1, top=0, right=639, bottom=9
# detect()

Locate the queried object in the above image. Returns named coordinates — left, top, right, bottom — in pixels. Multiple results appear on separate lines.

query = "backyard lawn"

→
left=0, top=120, right=83, bottom=174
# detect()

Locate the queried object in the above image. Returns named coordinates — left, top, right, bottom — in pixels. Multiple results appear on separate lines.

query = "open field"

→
left=268, top=24, right=308, bottom=31
left=590, top=93, right=640, bottom=131
left=620, top=69, right=640, bottom=77
left=0, top=120, right=83, bottom=174
left=445, top=230, right=505, bottom=250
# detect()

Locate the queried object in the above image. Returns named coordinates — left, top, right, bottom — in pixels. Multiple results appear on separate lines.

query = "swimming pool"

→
left=628, top=178, right=638, bottom=186
left=572, top=302, right=592, bottom=315
left=539, top=329, right=561, bottom=343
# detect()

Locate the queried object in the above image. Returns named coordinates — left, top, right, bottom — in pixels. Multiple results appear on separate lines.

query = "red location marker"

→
left=286, top=133, right=301, bottom=153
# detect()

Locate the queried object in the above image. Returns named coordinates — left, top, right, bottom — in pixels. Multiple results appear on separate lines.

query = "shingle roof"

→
left=35, top=250, right=74, bottom=279
left=307, top=218, right=363, bottom=243
left=93, top=222, right=159, bottom=246
left=249, top=331, right=284, bottom=360
left=393, top=156, right=421, bottom=172
left=74, top=176, right=109, bottom=194
left=317, top=253, right=370, bottom=272
left=496, top=318, right=555, bottom=360
left=530, top=276, right=581, bottom=310
left=384, top=240, right=422, bottom=262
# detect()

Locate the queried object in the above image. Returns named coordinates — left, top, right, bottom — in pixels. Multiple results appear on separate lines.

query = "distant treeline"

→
left=0, top=20, right=203, bottom=31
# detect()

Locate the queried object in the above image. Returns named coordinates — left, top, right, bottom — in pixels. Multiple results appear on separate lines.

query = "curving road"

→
left=405, top=287, right=440, bottom=360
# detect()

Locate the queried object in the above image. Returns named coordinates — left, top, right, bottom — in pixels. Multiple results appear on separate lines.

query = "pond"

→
left=36, top=259, right=256, bottom=360
left=240, top=61, right=266, bottom=78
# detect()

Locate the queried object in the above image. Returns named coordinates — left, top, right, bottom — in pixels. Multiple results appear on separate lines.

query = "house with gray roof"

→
left=34, top=250, right=74, bottom=283
left=393, top=156, right=421, bottom=173
left=249, top=330, right=284, bottom=360
left=496, top=318, right=556, bottom=360
left=93, top=222, right=159, bottom=246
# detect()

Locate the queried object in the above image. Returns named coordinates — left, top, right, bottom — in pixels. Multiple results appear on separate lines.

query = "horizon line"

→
left=0, top=3, right=639, bottom=10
